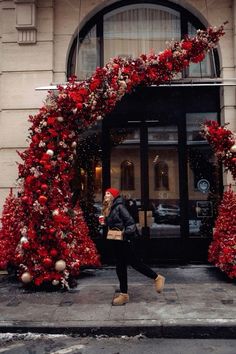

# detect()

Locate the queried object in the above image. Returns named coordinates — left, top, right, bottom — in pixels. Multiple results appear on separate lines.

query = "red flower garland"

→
left=203, top=120, right=236, bottom=278
left=208, top=189, right=236, bottom=279
left=203, top=120, right=236, bottom=179
left=0, top=24, right=225, bottom=288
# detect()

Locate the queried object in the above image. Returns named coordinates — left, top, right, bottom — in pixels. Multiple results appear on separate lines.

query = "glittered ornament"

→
left=55, top=259, right=66, bottom=272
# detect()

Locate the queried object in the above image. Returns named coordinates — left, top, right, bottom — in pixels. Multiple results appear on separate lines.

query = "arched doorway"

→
left=68, top=1, right=222, bottom=264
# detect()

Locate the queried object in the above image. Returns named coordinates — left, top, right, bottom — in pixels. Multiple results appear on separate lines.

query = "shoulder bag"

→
left=107, top=227, right=124, bottom=240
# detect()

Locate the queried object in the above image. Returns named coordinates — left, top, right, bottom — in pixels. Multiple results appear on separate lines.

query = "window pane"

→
left=187, top=146, right=220, bottom=237
left=121, top=160, right=135, bottom=190
left=154, top=161, right=169, bottom=190
left=186, top=112, right=217, bottom=143
left=77, top=25, right=98, bottom=80
left=148, top=126, right=180, bottom=238
left=104, top=4, right=181, bottom=63
left=110, top=127, right=140, bottom=192
left=188, top=22, right=212, bottom=77
left=148, top=125, right=178, bottom=143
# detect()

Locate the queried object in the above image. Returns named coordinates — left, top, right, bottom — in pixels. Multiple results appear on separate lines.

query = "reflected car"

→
left=154, top=203, right=180, bottom=224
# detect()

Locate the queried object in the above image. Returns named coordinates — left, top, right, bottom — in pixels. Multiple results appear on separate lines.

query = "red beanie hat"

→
left=106, top=188, right=120, bottom=198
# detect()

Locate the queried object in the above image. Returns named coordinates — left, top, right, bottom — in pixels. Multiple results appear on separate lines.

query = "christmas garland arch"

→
left=0, top=25, right=225, bottom=288
left=203, top=121, right=236, bottom=278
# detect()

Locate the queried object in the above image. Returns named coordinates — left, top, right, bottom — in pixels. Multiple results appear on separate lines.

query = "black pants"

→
left=114, top=241, right=157, bottom=293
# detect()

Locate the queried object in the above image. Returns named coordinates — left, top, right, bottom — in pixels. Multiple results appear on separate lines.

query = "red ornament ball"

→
left=41, top=184, right=48, bottom=191
left=43, top=257, right=53, bottom=268
left=50, top=249, right=58, bottom=257
left=22, top=241, right=30, bottom=250
left=22, top=196, right=28, bottom=203
left=38, top=195, right=48, bottom=205
left=49, top=228, right=56, bottom=234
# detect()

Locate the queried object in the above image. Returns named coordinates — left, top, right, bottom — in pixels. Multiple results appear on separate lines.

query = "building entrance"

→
left=95, top=86, right=222, bottom=263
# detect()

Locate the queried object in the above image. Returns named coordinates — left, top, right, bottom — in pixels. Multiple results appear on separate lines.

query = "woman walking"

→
left=102, top=188, right=165, bottom=306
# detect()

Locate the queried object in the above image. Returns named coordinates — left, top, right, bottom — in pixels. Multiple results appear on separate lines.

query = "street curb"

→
left=0, top=323, right=236, bottom=338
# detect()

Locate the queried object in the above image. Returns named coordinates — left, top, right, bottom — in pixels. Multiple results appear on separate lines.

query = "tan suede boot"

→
left=154, top=275, right=165, bottom=293
left=112, top=293, right=129, bottom=306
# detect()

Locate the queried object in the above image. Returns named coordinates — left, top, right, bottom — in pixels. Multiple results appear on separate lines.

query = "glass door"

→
left=109, top=126, right=141, bottom=224
left=147, top=125, right=180, bottom=238
left=106, top=121, right=182, bottom=240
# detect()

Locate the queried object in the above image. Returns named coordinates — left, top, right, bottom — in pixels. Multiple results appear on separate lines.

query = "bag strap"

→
left=108, top=227, right=124, bottom=231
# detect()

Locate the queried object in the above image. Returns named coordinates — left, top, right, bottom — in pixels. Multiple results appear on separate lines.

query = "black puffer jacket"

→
left=106, top=196, right=136, bottom=238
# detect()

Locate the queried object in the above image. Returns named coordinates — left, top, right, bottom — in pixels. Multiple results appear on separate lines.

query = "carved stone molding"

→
left=15, top=0, right=37, bottom=44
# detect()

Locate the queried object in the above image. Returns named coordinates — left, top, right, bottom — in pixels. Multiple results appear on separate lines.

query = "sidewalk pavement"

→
left=0, top=265, right=236, bottom=338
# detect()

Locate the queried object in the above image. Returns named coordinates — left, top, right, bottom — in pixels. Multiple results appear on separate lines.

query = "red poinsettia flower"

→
left=192, top=53, right=205, bottom=63
left=89, top=78, right=101, bottom=91
left=159, top=49, right=173, bottom=62
left=166, top=62, right=173, bottom=71
left=47, top=116, right=56, bottom=125
left=181, top=41, right=193, bottom=50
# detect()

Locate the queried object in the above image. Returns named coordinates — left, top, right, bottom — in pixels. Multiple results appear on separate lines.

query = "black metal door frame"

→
left=102, top=116, right=189, bottom=261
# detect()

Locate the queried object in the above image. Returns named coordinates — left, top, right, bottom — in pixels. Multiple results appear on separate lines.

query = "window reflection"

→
left=154, top=161, right=169, bottom=190
left=121, top=160, right=135, bottom=190
left=95, top=163, right=102, bottom=193
left=186, top=113, right=217, bottom=143
left=77, top=25, right=98, bottom=80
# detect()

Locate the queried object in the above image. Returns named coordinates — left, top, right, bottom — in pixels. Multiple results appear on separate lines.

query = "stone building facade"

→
left=0, top=1, right=235, bottom=261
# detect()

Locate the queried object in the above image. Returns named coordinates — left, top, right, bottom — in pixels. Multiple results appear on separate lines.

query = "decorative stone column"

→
left=14, top=0, right=37, bottom=44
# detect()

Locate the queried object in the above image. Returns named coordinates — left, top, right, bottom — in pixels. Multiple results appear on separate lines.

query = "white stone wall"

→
left=0, top=0, right=54, bottom=211
left=0, top=0, right=235, bottom=214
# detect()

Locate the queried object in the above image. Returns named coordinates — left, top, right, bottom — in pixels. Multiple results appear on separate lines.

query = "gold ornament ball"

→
left=20, top=236, right=28, bottom=244
left=52, top=209, right=59, bottom=216
left=55, top=260, right=66, bottom=272
left=230, top=144, right=236, bottom=154
left=21, top=272, right=32, bottom=283
left=46, top=149, right=54, bottom=156
left=52, top=279, right=60, bottom=286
